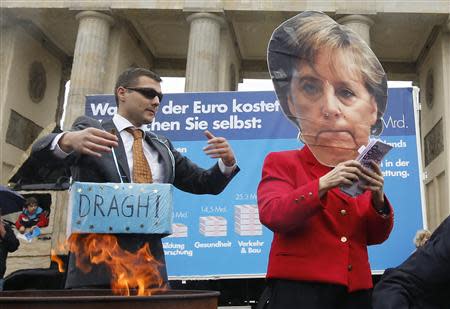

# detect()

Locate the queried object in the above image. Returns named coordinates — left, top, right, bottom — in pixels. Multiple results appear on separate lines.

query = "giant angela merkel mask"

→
left=268, top=11, right=388, bottom=167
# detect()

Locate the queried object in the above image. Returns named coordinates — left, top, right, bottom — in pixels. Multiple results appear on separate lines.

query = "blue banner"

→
left=85, top=88, right=424, bottom=277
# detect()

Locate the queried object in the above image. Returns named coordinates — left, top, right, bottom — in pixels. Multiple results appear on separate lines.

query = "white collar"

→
left=112, top=114, right=148, bottom=132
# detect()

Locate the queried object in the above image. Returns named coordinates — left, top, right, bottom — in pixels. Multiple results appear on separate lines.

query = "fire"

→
left=68, top=234, right=167, bottom=296
left=50, top=249, right=66, bottom=273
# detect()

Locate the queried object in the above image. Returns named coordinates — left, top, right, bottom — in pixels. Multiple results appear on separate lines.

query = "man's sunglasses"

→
left=125, top=87, right=163, bottom=101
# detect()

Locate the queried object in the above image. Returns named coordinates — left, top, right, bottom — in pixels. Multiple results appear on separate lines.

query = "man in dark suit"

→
left=372, top=215, right=450, bottom=309
left=31, top=67, right=239, bottom=289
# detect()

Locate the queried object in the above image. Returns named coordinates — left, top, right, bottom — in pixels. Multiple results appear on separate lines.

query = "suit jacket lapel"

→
left=144, top=133, right=174, bottom=183
left=101, top=119, right=131, bottom=182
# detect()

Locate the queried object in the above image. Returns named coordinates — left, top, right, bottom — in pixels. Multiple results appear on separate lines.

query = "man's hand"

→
left=59, top=128, right=118, bottom=157
left=203, top=130, right=236, bottom=167
left=359, top=160, right=385, bottom=210
left=319, top=160, right=363, bottom=197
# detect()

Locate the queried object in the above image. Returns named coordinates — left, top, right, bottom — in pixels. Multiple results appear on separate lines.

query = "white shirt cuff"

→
left=218, top=159, right=236, bottom=176
left=51, top=132, right=72, bottom=159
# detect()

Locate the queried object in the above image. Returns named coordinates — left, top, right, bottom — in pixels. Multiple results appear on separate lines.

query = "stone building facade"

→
left=1, top=1, right=449, bottom=229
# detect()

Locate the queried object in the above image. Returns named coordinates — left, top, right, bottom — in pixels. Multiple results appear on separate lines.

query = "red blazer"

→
left=257, top=146, right=394, bottom=292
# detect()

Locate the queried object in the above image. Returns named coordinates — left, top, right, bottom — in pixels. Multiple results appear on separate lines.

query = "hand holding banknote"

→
left=340, top=140, right=392, bottom=198
left=319, top=159, right=387, bottom=211
left=358, top=160, right=386, bottom=210
left=319, top=160, right=363, bottom=197
left=319, top=140, right=392, bottom=212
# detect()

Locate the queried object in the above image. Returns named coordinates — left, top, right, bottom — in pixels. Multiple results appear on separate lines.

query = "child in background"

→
left=15, top=197, right=48, bottom=234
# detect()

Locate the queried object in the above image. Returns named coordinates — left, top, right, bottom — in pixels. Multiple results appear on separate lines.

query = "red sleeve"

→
left=36, top=213, right=49, bottom=228
left=366, top=193, right=394, bottom=245
left=15, top=213, right=25, bottom=229
left=257, top=152, right=324, bottom=233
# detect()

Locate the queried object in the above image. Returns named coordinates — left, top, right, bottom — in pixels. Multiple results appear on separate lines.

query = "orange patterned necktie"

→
left=125, top=128, right=153, bottom=183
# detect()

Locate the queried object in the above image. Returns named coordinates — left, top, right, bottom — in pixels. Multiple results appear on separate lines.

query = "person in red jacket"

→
left=15, top=197, right=48, bottom=234
left=257, top=11, right=394, bottom=309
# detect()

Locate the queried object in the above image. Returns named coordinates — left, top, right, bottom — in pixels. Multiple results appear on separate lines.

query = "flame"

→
left=50, top=249, right=66, bottom=273
left=69, top=234, right=167, bottom=296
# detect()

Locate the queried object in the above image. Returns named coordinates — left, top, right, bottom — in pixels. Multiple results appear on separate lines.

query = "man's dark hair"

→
left=114, top=67, right=162, bottom=106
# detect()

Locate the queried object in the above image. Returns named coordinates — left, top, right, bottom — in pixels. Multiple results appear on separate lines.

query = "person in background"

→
left=15, top=197, right=48, bottom=234
left=372, top=215, right=450, bottom=309
left=257, top=11, right=393, bottom=309
left=0, top=209, right=20, bottom=289
left=413, top=229, right=431, bottom=248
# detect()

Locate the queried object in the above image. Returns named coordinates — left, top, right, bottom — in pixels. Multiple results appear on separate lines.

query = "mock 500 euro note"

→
left=340, top=140, right=393, bottom=197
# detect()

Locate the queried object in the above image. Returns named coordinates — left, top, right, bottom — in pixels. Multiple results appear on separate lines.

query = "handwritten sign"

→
left=67, top=182, right=173, bottom=236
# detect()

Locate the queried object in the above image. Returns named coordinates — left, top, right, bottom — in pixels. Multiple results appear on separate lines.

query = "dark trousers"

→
left=259, top=279, right=372, bottom=309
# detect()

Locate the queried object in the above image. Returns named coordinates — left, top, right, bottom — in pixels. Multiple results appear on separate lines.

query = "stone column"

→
left=0, top=20, right=15, bottom=183
left=64, top=11, right=114, bottom=129
left=338, top=15, right=374, bottom=47
left=185, top=13, right=224, bottom=92
left=55, top=61, right=72, bottom=125
left=218, top=29, right=240, bottom=91
left=446, top=15, right=450, bottom=33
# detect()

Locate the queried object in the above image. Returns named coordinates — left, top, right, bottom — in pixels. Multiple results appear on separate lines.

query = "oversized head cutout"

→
left=268, top=11, right=388, bottom=166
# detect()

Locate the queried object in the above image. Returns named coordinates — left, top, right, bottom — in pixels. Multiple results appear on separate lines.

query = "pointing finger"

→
left=204, top=130, right=215, bottom=140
